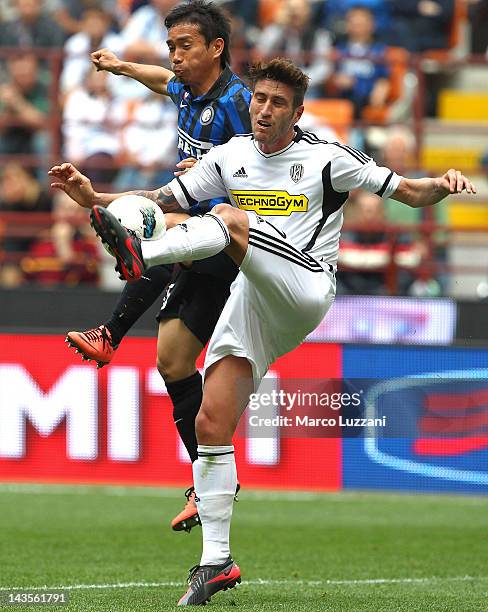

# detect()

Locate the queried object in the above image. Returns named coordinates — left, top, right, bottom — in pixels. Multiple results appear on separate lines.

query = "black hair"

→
left=165, top=0, right=231, bottom=68
left=248, top=58, right=310, bottom=109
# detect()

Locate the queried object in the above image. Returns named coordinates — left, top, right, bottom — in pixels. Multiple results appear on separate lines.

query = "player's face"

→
left=166, top=23, right=222, bottom=91
left=250, top=79, right=303, bottom=153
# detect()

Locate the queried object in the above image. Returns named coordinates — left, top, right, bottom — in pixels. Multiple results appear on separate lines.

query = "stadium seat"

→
left=438, top=91, right=488, bottom=122
left=303, top=98, right=353, bottom=142
left=421, top=146, right=483, bottom=172
left=448, top=202, right=488, bottom=228
left=361, top=47, right=410, bottom=124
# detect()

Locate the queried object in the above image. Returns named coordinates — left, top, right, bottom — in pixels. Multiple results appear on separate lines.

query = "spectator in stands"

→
left=378, top=125, right=417, bottom=176
left=255, top=0, right=332, bottom=98
left=389, top=0, right=455, bottom=52
left=115, top=91, right=178, bottom=191
left=0, top=1, right=18, bottom=22
left=223, top=1, right=261, bottom=75
left=0, top=0, right=65, bottom=48
left=321, top=0, right=391, bottom=42
left=21, top=192, right=99, bottom=286
left=0, top=162, right=53, bottom=259
left=0, top=0, right=60, bottom=21
left=0, top=52, right=50, bottom=156
left=105, top=0, right=179, bottom=99
left=120, top=0, right=178, bottom=64
left=228, top=0, right=260, bottom=26
left=331, top=6, right=390, bottom=118
left=0, top=161, right=52, bottom=213
left=53, top=0, right=121, bottom=37
left=381, top=126, right=445, bottom=295
left=60, top=6, right=123, bottom=95
left=0, top=261, right=24, bottom=287
left=62, top=68, right=123, bottom=186
left=117, top=0, right=153, bottom=20
left=337, top=190, right=390, bottom=295
left=298, top=109, right=340, bottom=143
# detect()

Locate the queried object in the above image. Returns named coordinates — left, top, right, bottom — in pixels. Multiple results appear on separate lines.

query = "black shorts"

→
left=157, top=252, right=238, bottom=346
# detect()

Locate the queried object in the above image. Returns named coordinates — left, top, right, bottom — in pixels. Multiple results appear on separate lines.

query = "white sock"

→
left=193, top=444, right=237, bottom=566
left=141, top=213, right=230, bottom=268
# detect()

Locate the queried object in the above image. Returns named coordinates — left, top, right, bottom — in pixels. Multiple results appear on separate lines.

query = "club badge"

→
left=290, top=163, right=304, bottom=183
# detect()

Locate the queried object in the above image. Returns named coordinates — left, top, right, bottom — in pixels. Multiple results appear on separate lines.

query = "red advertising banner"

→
left=0, top=335, right=342, bottom=490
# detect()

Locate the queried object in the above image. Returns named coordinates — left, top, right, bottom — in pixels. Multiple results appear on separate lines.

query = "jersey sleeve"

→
left=168, top=146, right=228, bottom=210
left=331, top=147, right=402, bottom=198
left=223, top=88, right=252, bottom=137
left=166, top=77, right=183, bottom=106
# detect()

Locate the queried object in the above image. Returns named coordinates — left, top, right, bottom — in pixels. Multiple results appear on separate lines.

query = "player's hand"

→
left=174, top=157, right=198, bottom=176
left=91, top=48, right=123, bottom=75
left=48, top=163, right=96, bottom=208
left=437, top=169, right=476, bottom=195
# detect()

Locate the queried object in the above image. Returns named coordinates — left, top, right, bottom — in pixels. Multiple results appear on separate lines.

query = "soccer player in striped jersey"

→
left=52, top=58, right=475, bottom=606
left=65, top=0, right=250, bottom=532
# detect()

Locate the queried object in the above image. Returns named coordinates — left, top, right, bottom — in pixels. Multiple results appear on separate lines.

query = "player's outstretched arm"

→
left=392, top=169, right=476, bottom=208
left=49, top=163, right=184, bottom=212
left=91, top=49, right=174, bottom=96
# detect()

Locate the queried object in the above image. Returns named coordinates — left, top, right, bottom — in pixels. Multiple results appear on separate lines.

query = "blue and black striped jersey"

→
left=167, top=65, right=251, bottom=213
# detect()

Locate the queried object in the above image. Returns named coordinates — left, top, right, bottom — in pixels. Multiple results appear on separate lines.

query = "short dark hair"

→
left=248, top=58, right=310, bottom=109
left=165, top=0, right=231, bottom=69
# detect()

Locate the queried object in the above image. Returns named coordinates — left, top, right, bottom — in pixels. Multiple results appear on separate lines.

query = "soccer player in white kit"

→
left=50, top=58, right=475, bottom=606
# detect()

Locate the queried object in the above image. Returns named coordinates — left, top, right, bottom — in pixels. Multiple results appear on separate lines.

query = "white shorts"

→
left=204, top=213, right=336, bottom=388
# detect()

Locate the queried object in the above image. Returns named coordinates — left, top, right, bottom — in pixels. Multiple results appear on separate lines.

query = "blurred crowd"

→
left=0, top=0, right=485, bottom=292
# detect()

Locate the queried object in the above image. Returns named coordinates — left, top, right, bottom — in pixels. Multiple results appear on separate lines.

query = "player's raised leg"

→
left=89, top=203, right=249, bottom=278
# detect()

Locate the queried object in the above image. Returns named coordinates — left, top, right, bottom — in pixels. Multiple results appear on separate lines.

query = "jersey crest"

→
left=200, top=105, right=215, bottom=125
left=290, top=163, right=304, bottom=183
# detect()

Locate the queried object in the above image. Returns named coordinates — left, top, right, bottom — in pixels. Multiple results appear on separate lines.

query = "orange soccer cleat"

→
left=171, top=486, right=201, bottom=533
left=171, top=484, right=240, bottom=533
left=65, top=325, right=118, bottom=369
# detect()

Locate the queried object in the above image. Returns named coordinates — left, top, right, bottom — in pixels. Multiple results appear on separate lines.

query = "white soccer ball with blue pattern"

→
left=106, top=195, right=166, bottom=241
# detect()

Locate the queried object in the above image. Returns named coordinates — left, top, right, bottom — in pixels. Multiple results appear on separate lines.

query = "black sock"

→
left=166, top=371, right=202, bottom=463
left=105, top=264, right=173, bottom=345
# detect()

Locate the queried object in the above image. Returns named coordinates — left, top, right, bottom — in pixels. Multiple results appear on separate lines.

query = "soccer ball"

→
left=106, top=194, right=166, bottom=241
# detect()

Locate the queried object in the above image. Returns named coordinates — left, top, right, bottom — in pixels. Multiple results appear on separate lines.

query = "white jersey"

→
left=169, top=127, right=402, bottom=267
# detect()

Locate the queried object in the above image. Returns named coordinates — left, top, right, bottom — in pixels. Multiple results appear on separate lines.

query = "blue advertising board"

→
left=342, top=345, right=488, bottom=494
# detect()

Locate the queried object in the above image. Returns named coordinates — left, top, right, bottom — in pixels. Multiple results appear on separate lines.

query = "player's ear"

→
left=212, top=37, right=224, bottom=59
left=294, top=104, right=304, bottom=124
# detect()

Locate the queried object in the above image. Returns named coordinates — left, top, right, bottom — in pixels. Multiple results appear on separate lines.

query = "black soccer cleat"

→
left=177, top=556, right=241, bottom=606
left=90, top=206, right=145, bottom=281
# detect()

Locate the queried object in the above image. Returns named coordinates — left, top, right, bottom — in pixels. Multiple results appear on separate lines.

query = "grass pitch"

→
left=0, top=484, right=487, bottom=611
